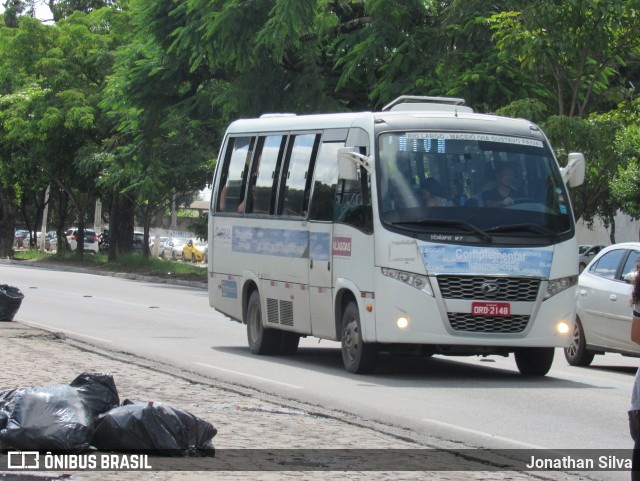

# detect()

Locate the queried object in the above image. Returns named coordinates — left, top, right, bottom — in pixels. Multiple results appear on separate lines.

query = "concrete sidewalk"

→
left=0, top=318, right=586, bottom=481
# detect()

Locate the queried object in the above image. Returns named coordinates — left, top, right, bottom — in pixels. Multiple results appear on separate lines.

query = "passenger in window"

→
left=237, top=182, right=257, bottom=214
left=483, top=163, right=523, bottom=207
left=421, top=178, right=453, bottom=207
left=218, top=185, right=227, bottom=212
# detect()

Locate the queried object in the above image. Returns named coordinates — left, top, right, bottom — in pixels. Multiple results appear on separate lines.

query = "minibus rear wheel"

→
left=279, top=332, right=300, bottom=355
left=246, top=290, right=281, bottom=355
left=341, top=301, right=378, bottom=374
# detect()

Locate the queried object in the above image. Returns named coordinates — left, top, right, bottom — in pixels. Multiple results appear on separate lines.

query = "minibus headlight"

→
left=544, top=275, right=578, bottom=300
left=382, top=268, right=433, bottom=296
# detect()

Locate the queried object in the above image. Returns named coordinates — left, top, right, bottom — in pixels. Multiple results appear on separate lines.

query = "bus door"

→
left=307, top=137, right=344, bottom=339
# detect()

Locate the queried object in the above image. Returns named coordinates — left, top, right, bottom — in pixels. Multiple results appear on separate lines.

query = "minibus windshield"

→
left=377, top=132, right=573, bottom=243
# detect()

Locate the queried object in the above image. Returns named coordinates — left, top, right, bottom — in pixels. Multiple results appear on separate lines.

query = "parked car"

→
left=133, top=232, right=145, bottom=252
left=47, top=235, right=58, bottom=252
left=161, top=237, right=188, bottom=260
left=44, top=231, right=57, bottom=251
left=98, top=230, right=148, bottom=253
left=565, top=243, right=640, bottom=366
left=150, top=236, right=169, bottom=256
left=66, top=228, right=99, bottom=253
left=578, top=244, right=607, bottom=272
left=182, top=238, right=207, bottom=263
left=13, top=230, right=29, bottom=248
left=98, top=230, right=109, bottom=253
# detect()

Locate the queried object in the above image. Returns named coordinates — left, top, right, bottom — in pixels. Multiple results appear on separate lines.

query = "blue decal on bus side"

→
left=310, top=232, right=331, bottom=261
left=419, top=245, right=553, bottom=277
left=221, top=279, right=238, bottom=298
left=232, top=226, right=309, bottom=258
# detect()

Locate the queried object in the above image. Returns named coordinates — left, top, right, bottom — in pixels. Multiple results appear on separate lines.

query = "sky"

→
left=0, top=2, right=54, bottom=22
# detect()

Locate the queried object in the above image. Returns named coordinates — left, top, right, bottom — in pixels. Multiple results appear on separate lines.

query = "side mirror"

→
left=338, top=147, right=371, bottom=179
left=338, top=148, right=358, bottom=180
left=560, top=152, right=585, bottom=187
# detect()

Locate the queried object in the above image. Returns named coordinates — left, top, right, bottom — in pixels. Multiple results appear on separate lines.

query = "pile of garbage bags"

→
left=0, top=372, right=216, bottom=456
left=0, top=284, right=24, bottom=322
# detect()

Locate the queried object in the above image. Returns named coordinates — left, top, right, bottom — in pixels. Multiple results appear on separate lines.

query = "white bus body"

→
left=208, top=96, right=585, bottom=375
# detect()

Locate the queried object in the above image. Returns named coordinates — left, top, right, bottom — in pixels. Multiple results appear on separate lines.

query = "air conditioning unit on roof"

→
left=382, top=95, right=473, bottom=113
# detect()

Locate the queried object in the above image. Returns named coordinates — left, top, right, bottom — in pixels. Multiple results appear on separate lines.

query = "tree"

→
left=490, top=0, right=640, bottom=117
left=47, top=0, right=118, bottom=22
left=2, top=0, right=37, bottom=27
left=0, top=9, right=127, bottom=257
left=610, top=100, right=640, bottom=238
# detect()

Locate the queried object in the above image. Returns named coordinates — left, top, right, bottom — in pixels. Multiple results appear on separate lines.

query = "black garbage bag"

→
left=0, top=384, right=93, bottom=451
left=0, top=372, right=120, bottom=451
left=70, top=372, right=120, bottom=418
left=93, top=401, right=217, bottom=456
left=0, top=409, right=8, bottom=430
left=0, top=284, right=24, bottom=322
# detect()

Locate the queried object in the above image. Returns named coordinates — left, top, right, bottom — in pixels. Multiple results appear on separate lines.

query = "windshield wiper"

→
left=486, top=223, right=557, bottom=237
left=390, top=219, right=492, bottom=242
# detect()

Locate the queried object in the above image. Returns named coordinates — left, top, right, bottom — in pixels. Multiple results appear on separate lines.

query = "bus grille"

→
left=279, top=300, right=294, bottom=326
left=448, top=313, right=529, bottom=333
left=437, top=276, right=540, bottom=302
left=267, top=298, right=279, bottom=324
left=266, top=298, right=294, bottom=327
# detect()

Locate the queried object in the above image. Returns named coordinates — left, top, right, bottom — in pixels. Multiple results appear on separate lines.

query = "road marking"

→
left=22, top=321, right=114, bottom=344
left=195, top=362, right=304, bottom=390
left=421, top=418, right=546, bottom=449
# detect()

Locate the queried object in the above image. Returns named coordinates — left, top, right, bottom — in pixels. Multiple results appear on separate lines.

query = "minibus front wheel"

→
left=246, top=290, right=281, bottom=355
left=341, top=301, right=378, bottom=374
left=514, top=347, right=554, bottom=376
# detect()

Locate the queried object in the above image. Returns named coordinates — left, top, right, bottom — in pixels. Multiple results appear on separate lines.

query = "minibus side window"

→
left=309, top=142, right=341, bottom=221
left=217, top=136, right=255, bottom=214
left=335, top=147, right=373, bottom=233
left=246, top=135, right=286, bottom=215
left=278, top=134, right=320, bottom=217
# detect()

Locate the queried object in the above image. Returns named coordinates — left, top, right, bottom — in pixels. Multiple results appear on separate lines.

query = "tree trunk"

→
left=55, top=189, right=70, bottom=254
left=108, top=193, right=118, bottom=262
left=609, top=218, right=616, bottom=244
left=0, top=184, right=17, bottom=258
left=116, top=194, right=135, bottom=254
left=142, top=204, right=152, bottom=258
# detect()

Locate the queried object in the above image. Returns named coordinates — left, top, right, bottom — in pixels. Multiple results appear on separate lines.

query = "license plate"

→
left=471, top=302, right=510, bottom=317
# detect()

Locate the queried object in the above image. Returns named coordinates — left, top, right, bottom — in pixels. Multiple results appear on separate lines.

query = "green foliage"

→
left=489, top=0, right=640, bottom=116
left=14, top=249, right=206, bottom=278
left=495, top=98, right=548, bottom=123
left=189, top=211, right=208, bottom=241
left=3, top=0, right=640, bottom=246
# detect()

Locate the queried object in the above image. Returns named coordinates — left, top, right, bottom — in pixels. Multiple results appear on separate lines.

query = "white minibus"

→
left=208, top=96, right=585, bottom=376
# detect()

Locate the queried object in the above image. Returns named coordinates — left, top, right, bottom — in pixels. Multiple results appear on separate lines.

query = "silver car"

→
left=566, top=242, right=640, bottom=366
left=160, top=237, right=188, bottom=260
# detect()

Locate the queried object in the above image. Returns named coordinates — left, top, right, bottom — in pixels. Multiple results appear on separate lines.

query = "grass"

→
left=13, top=249, right=207, bottom=281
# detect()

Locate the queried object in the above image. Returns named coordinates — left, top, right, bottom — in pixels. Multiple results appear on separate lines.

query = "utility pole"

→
left=39, top=185, right=50, bottom=250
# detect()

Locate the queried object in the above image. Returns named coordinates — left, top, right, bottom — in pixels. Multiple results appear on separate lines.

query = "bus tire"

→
left=279, top=332, right=300, bottom=355
left=564, top=317, right=595, bottom=367
left=514, top=347, right=554, bottom=376
left=341, top=301, right=377, bottom=374
left=246, top=290, right=281, bottom=355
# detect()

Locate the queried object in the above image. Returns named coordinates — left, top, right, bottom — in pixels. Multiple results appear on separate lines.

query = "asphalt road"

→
left=3, top=263, right=636, bottom=466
